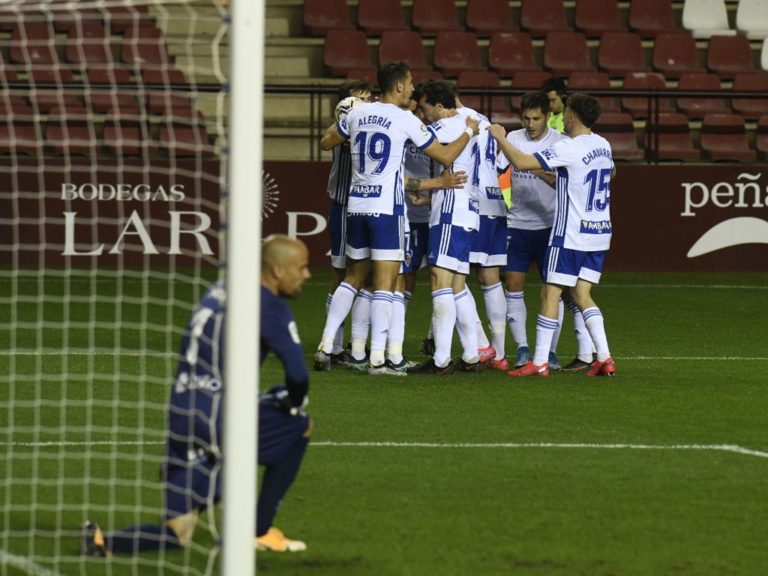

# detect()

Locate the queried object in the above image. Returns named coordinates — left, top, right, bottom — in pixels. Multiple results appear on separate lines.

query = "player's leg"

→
left=367, top=214, right=405, bottom=371
left=562, top=292, right=595, bottom=371
left=386, top=273, right=407, bottom=369
left=452, top=275, right=482, bottom=370
left=478, top=266, right=506, bottom=365
left=256, top=399, right=311, bottom=551
left=427, top=265, right=457, bottom=370
left=327, top=201, right=348, bottom=357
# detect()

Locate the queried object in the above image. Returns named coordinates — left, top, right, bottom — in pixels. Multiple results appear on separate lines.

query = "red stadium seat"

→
left=141, top=67, right=188, bottom=86
left=509, top=70, right=552, bottom=111
left=574, top=0, right=625, bottom=38
left=10, top=21, right=57, bottom=66
left=520, top=0, right=568, bottom=38
left=543, top=32, right=594, bottom=76
left=433, top=31, right=484, bottom=76
left=457, top=70, right=512, bottom=118
left=158, top=111, right=214, bottom=157
left=598, top=32, right=648, bottom=78
left=756, top=115, right=768, bottom=159
left=345, top=68, right=379, bottom=87
left=621, top=72, right=675, bottom=118
left=86, top=92, right=138, bottom=114
left=644, top=112, right=701, bottom=161
left=706, top=35, right=756, bottom=79
left=593, top=112, right=644, bottom=161
left=102, top=104, right=155, bottom=157
left=676, top=72, right=728, bottom=119
left=730, top=73, right=768, bottom=120
left=323, top=29, right=373, bottom=77
left=466, top=0, right=516, bottom=35
left=357, top=0, right=407, bottom=36
left=66, top=21, right=133, bottom=83
left=629, top=0, right=679, bottom=37
left=412, top=0, right=462, bottom=34
left=121, top=26, right=171, bottom=66
left=303, top=0, right=352, bottom=36
left=145, top=92, right=195, bottom=117
left=652, top=32, right=704, bottom=79
left=103, top=4, right=152, bottom=34
left=45, top=105, right=97, bottom=156
left=0, top=97, right=39, bottom=154
left=567, top=71, right=620, bottom=113
left=488, top=32, right=538, bottom=78
left=0, top=51, right=20, bottom=83
left=379, top=31, right=430, bottom=71
left=31, top=92, right=82, bottom=114
left=699, top=113, right=756, bottom=161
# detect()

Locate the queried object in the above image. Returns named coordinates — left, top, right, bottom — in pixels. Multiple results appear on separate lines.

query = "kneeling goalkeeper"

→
left=82, top=234, right=313, bottom=555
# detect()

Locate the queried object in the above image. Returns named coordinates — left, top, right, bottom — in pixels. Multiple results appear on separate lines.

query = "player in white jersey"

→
left=454, top=101, right=509, bottom=369
left=497, top=91, right=592, bottom=372
left=315, top=62, right=479, bottom=375
left=323, top=80, right=372, bottom=363
left=407, top=81, right=486, bottom=374
left=490, top=93, right=617, bottom=378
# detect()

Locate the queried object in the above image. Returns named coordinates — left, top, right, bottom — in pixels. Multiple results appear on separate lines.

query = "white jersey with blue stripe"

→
left=534, top=133, right=614, bottom=251
left=338, top=101, right=435, bottom=216
left=403, top=141, right=432, bottom=224
left=429, top=113, right=479, bottom=230
left=456, top=107, right=504, bottom=216
left=498, top=127, right=565, bottom=230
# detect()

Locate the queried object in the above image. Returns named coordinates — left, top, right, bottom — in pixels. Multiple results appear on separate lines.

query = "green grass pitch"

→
left=1, top=269, right=767, bottom=576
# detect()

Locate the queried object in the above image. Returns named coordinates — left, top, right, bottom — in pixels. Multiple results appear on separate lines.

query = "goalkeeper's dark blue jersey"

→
left=168, top=281, right=309, bottom=442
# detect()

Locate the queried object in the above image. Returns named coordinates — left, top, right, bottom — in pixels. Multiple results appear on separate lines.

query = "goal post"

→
left=0, top=0, right=246, bottom=574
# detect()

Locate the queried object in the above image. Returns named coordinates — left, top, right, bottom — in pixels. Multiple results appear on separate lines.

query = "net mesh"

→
left=0, top=1, right=229, bottom=574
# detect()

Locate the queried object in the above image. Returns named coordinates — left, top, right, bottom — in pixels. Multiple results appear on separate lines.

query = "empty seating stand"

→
left=568, top=71, right=620, bottom=113
left=303, top=0, right=352, bottom=35
left=574, top=0, right=625, bottom=38
left=465, top=0, right=516, bottom=35
left=323, top=29, right=373, bottom=77
left=411, top=0, right=462, bottom=34
left=706, top=35, right=756, bottom=79
left=357, top=0, right=407, bottom=36
left=488, top=32, right=538, bottom=78
left=629, top=0, right=679, bottom=37
left=457, top=70, right=519, bottom=127
left=676, top=72, right=728, bottom=119
left=433, top=31, right=484, bottom=76
left=622, top=72, right=675, bottom=118
left=652, top=32, right=704, bottom=79
left=730, top=73, right=768, bottom=120
left=682, top=0, right=736, bottom=39
left=736, top=0, right=768, bottom=39
left=756, top=115, right=768, bottom=159
left=379, top=31, right=430, bottom=71
left=699, top=113, right=757, bottom=161
left=509, top=70, right=552, bottom=111
left=520, top=0, right=569, bottom=38
left=542, top=32, right=594, bottom=76
left=593, top=112, right=644, bottom=161
left=645, top=112, right=701, bottom=161
left=598, top=32, right=648, bottom=78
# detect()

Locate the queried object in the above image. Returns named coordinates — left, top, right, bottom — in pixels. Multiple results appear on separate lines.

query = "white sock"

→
left=567, top=301, right=594, bottom=363
left=387, top=291, right=406, bottom=365
left=533, top=314, right=559, bottom=365
left=369, top=291, right=393, bottom=367
left=350, top=289, right=372, bottom=361
left=320, top=282, right=357, bottom=353
left=327, top=293, right=345, bottom=354
left=482, top=282, right=506, bottom=360
left=454, top=289, right=480, bottom=363
left=583, top=307, right=611, bottom=362
left=463, top=288, right=490, bottom=349
left=431, top=288, right=456, bottom=368
left=505, top=290, right=528, bottom=349
left=550, top=299, right=564, bottom=355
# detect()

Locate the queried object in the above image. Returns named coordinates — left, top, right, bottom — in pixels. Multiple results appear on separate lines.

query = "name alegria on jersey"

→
left=351, top=184, right=383, bottom=198
left=357, top=115, right=392, bottom=130
left=581, top=148, right=612, bottom=165
left=580, top=220, right=612, bottom=234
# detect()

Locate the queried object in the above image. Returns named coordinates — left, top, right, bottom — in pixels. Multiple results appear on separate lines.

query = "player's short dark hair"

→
left=421, top=80, right=457, bottom=109
left=338, top=79, right=373, bottom=101
left=520, top=91, right=551, bottom=115
left=378, top=61, right=411, bottom=94
left=411, top=82, right=426, bottom=104
left=565, top=92, right=602, bottom=128
left=541, top=77, right=567, bottom=97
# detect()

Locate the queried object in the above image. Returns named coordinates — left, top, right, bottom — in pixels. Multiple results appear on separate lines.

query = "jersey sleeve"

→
left=497, top=133, right=514, bottom=171
left=533, top=138, right=574, bottom=171
left=405, top=113, right=435, bottom=149
left=336, top=109, right=353, bottom=140
left=261, top=303, right=309, bottom=406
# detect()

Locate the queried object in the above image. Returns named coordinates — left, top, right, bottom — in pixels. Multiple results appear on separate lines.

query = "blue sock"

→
left=256, top=436, right=309, bottom=537
left=106, top=524, right=181, bottom=553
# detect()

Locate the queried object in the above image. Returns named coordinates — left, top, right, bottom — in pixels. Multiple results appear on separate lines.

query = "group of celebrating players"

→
left=313, top=61, right=617, bottom=379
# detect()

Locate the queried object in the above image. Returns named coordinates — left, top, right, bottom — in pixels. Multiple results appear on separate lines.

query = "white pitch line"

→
left=311, top=441, right=768, bottom=460
left=5, top=439, right=768, bottom=460
left=0, top=549, right=65, bottom=576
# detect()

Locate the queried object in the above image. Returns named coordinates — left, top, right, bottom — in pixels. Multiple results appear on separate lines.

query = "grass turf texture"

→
left=1, top=269, right=767, bottom=575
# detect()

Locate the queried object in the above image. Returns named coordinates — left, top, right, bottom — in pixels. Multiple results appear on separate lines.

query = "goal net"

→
left=0, top=1, right=230, bottom=574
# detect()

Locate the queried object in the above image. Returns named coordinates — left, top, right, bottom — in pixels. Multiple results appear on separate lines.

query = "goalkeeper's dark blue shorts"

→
left=162, top=395, right=309, bottom=519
